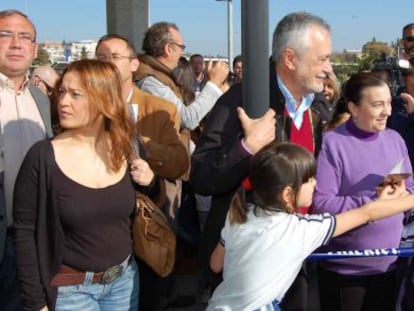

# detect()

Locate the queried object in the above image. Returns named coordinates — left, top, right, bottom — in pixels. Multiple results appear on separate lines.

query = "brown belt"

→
left=50, top=266, right=105, bottom=286
left=50, top=255, right=131, bottom=287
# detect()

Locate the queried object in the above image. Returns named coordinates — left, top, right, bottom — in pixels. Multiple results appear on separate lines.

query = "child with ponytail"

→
left=207, top=142, right=414, bottom=311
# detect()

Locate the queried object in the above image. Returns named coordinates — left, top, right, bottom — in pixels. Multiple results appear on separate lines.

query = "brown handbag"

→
left=132, top=191, right=176, bottom=277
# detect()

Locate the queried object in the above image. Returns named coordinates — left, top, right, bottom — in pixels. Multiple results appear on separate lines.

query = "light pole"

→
left=216, top=0, right=233, bottom=68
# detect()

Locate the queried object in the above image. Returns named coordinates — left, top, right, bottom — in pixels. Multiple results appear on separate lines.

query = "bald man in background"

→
left=30, top=64, right=59, bottom=96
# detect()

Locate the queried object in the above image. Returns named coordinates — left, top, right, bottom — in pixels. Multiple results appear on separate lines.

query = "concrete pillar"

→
left=106, top=0, right=149, bottom=52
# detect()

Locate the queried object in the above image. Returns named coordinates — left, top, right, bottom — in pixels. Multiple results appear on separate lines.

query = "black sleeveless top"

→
left=53, top=162, right=135, bottom=272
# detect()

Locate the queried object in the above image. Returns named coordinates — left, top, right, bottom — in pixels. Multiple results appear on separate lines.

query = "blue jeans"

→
left=0, top=234, right=22, bottom=311
left=55, top=258, right=139, bottom=311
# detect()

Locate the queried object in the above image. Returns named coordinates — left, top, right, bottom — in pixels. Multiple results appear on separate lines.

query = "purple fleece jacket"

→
left=312, top=120, right=414, bottom=275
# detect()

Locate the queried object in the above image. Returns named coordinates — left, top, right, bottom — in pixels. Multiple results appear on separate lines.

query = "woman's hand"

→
left=377, top=181, right=409, bottom=200
left=130, top=158, right=155, bottom=186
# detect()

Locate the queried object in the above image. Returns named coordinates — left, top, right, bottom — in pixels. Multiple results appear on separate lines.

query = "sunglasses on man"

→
left=404, top=36, right=414, bottom=42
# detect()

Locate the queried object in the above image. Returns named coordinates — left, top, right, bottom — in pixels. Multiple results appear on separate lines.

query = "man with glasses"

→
left=401, top=23, right=414, bottom=60
left=30, top=64, right=59, bottom=97
left=134, top=21, right=229, bottom=131
left=0, top=9, right=53, bottom=310
left=95, top=34, right=189, bottom=181
left=96, top=34, right=190, bottom=311
left=134, top=22, right=229, bottom=311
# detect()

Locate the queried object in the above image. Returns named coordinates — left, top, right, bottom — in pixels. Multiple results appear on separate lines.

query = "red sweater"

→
left=287, top=108, right=314, bottom=213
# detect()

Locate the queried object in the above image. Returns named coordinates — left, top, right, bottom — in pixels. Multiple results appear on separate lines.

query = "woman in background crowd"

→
left=324, top=95, right=351, bottom=131
left=313, top=72, right=341, bottom=128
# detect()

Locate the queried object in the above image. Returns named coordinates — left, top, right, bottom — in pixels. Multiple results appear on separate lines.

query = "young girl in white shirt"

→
left=208, top=142, right=414, bottom=311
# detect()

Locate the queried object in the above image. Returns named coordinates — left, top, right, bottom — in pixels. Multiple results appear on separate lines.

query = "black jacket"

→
left=13, top=140, right=61, bottom=311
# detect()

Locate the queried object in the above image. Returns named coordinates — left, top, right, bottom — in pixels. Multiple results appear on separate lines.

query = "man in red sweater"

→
left=190, top=11, right=332, bottom=310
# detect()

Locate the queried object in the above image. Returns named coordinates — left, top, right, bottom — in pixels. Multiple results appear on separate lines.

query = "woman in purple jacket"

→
left=312, top=72, right=414, bottom=311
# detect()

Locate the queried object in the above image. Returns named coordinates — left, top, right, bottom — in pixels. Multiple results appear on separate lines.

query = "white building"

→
left=69, top=40, right=98, bottom=61
left=40, top=40, right=98, bottom=63
left=42, top=41, right=66, bottom=63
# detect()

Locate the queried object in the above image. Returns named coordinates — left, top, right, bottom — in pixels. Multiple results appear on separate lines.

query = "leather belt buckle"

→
left=101, top=265, right=122, bottom=284
left=101, top=254, right=131, bottom=284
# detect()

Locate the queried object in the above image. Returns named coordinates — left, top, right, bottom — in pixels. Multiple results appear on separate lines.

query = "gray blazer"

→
left=0, top=84, right=53, bottom=263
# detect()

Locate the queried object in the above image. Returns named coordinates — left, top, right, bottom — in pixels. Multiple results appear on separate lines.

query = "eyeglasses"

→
left=404, top=36, right=414, bottom=42
left=0, top=31, right=35, bottom=44
left=169, top=42, right=186, bottom=51
left=96, top=53, right=134, bottom=62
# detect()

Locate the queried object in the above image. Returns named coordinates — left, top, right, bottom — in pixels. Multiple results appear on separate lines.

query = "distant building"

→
left=42, top=41, right=66, bottom=63
left=39, top=39, right=98, bottom=64
left=70, top=40, right=97, bottom=61
left=344, top=49, right=363, bottom=59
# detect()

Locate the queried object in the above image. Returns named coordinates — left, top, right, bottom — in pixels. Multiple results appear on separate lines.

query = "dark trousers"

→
left=137, top=258, right=171, bottom=311
left=318, top=267, right=396, bottom=311
left=0, top=234, right=22, bottom=311
left=198, top=196, right=230, bottom=292
left=280, top=266, right=308, bottom=311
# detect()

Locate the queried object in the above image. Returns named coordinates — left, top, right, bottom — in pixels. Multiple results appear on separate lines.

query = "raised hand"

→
left=207, top=60, right=230, bottom=88
left=238, top=107, right=276, bottom=154
left=401, top=92, right=414, bottom=114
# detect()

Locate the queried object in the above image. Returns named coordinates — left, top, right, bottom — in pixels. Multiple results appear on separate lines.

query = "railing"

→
left=308, top=247, right=414, bottom=260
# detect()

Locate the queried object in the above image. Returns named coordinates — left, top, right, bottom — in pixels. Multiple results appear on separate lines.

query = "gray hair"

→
left=0, top=9, right=37, bottom=41
left=271, top=12, right=330, bottom=63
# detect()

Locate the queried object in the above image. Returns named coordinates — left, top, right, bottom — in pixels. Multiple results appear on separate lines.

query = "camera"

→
left=371, top=55, right=412, bottom=97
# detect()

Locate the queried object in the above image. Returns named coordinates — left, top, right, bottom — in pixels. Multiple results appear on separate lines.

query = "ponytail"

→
left=229, top=188, right=248, bottom=224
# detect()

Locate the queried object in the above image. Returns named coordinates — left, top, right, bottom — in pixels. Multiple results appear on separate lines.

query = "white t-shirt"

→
left=207, top=205, right=336, bottom=311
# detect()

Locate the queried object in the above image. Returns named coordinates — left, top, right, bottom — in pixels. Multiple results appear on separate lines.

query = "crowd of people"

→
left=1, top=7, right=414, bottom=311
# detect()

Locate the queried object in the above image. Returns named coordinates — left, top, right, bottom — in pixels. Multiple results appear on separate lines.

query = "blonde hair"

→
left=324, top=72, right=340, bottom=103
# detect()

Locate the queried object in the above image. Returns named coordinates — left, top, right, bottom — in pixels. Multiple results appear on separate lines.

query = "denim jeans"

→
left=55, top=258, right=139, bottom=311
left=0, top=234, right=22, bottom=311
